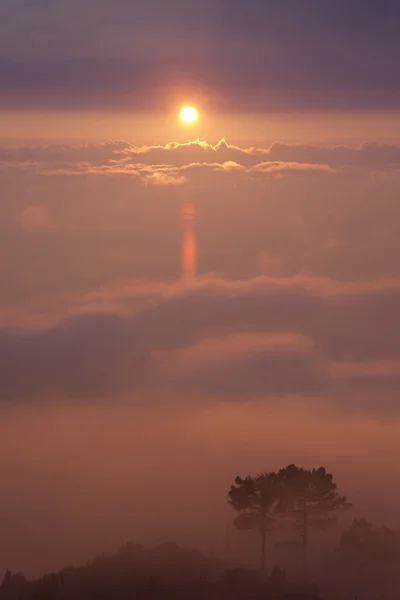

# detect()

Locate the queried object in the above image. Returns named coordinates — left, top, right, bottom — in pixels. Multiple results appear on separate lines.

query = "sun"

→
left=180, top=106, right=198, bottom=124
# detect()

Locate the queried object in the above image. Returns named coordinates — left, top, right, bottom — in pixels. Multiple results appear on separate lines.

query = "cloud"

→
left=0, top=137, right=400, bottom=415
left=20, top=204, right=55, bottom=230
left=3, top=138, right=400, bottom=170
left=3, top=139, right=400, bottom=185
left=0, top=1, right=399, bottom=111
left=143, top=171, right=187, bottom=186
left=250, top=161, right=336, bottom=176
left=0, top=312, right=150, bottom=400
left=0, top=274, right=400, bottom=414
left=258, top=142, right=400, bottom=171
left=156, top=332, right=326, bottom=397
left=2, top=137, right=400, bottom=306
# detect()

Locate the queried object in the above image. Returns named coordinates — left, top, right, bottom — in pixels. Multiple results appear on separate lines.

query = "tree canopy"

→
left=228, top=465, right=351, bottom=578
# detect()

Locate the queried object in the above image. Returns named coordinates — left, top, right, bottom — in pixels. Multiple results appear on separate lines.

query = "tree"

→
left=324, top=519, right=400, bottom=599
left=228, top=472, right=280, bottom=572
left=277, top=465, right=351, bottom=581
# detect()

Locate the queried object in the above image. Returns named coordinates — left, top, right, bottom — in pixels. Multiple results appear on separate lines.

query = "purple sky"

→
left=0, top=0, right=399, bottom=111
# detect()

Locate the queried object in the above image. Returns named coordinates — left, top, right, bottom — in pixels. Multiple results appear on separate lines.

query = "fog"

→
left=0, top=398, right=399, bottom=576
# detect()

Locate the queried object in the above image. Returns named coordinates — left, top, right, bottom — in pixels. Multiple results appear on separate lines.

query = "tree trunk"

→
left=302, top=510, right=308, bottom=582
left=260, top=524, right=267, bottom=573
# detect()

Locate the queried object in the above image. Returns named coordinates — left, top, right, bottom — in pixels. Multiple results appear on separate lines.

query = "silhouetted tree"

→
left=0, top=572, right=12, bottom=591
left=0, top=570, right=29, bottom=600
left=32, top=573, right=63, bottom=600
left=277, top=465, right=351, bottom=581
left=228, top=473, right=280, bottom=572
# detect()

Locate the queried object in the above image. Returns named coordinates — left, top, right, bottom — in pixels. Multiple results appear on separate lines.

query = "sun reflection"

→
left=182, top=203, right=197, bottom=278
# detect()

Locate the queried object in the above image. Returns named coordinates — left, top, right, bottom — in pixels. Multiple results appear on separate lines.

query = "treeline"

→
left=3, top=521, right=400, bottom=600
left=325, top=518, right=400, bottom=599
left=0, top=543, right=319, bottom=600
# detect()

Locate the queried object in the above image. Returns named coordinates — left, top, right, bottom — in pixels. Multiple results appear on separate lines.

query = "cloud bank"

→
left=1, top=136, right=400, bottom=415
left=0, top=273, right=400, bottom=414
left=2, top=138, right=400, bottom=180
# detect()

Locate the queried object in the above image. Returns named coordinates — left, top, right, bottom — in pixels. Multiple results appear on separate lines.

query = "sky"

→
left=1, top=0, right=400, bottom=142
left=1, top=0, right=400, bottom=578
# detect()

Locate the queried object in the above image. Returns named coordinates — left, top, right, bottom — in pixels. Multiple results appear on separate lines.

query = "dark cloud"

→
left=0, top=313, right=150, bottom=400
left=0, top=274, right=400, bottom=413
left=0, top=1, right=399, bottom=110
left=158, top=333, right=326, bottom=397
left=1, top=58, right=400, bottom=112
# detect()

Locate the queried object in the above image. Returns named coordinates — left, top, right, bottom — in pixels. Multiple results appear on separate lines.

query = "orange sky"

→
left=1, top=110, right=400, bottom=145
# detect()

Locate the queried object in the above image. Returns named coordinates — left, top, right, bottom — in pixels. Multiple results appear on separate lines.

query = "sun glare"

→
left=180, top=106, right=198, bottom=124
